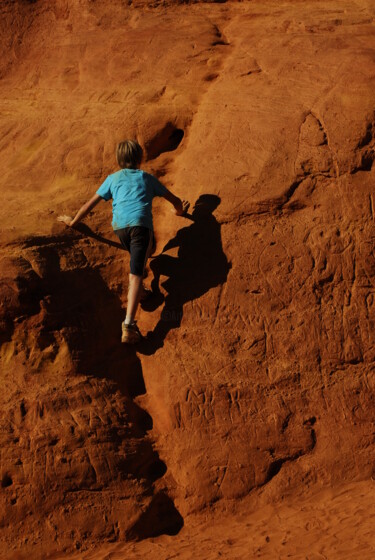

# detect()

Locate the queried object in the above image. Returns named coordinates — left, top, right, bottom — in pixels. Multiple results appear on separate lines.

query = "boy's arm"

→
left=162, top=188, right=190, bottom=216
left=57, top=193, right=102, bottom=227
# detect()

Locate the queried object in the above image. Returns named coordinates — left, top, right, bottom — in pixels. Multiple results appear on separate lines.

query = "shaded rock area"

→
left=0, top=239, right=183, bottom=552
left=0, top=0, right=375, bottom=558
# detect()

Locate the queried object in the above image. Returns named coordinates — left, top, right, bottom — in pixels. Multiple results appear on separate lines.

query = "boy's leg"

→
left=122, top=227, right=153, bottom=343
left=125, top=273, right=143, bottom=324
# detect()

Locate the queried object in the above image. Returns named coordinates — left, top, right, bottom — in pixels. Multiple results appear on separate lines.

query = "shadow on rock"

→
left=73, top=222, right=125, bottom=251
left=138, top=194, right=231, bottom=355
left=126, top=492, right=184, bottom=540
left=16, top=238, right=184, bottom=537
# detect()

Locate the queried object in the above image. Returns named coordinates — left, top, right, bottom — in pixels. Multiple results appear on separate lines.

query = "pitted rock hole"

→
left=1, top=474, right=13, bottom=488
left=146, top=123, right=184, bottom=160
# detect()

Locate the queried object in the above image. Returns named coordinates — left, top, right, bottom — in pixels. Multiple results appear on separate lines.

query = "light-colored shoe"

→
left=121, top=321, right=142, bottom=344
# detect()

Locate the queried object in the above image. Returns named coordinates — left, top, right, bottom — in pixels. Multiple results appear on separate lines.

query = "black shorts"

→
left=115, top=226, right=154, bottom=277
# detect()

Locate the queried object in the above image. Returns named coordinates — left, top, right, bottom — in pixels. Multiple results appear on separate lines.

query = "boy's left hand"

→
left=57, top=215, right=74, bottom=227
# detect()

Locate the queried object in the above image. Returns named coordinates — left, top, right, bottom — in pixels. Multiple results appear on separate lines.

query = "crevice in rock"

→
left=357, top=121, right=373, bottom=149
left=351, top=115, right=375, bottom=173
left=279, top=179, right=305, bottom=208
left=20, top=401, right=27, bottom=418
left=212, top=39, right=230, bottom=46
left=351, top=150, right=374, bottom=174
left=126, top=492, right=184, bottom=540
left=145, top=123, right=184, bottom=161
left=264, top=451, right=303, bottom=485
left=1, top=474, right=13, bottom=488
left=266, top=459, right=285, bottom=481
left=211, top=23, right=230, bottom=46
left=263, top=421, right=317, bottom=486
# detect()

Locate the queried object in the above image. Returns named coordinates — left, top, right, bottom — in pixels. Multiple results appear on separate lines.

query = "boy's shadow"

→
left=139, top=194, right=231, bottom=355
left=73, top=222, right=125, bottom=250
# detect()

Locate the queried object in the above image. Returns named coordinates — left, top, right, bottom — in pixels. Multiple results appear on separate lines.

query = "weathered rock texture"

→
left=0, top=0, right=375, bottom=557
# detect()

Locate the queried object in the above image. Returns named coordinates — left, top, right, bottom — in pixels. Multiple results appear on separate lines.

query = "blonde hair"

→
left=116, top=140, right=143, bottom=169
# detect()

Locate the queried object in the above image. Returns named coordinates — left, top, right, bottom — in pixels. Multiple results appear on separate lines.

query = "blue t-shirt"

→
left=96, top=169, right=168, bottom=231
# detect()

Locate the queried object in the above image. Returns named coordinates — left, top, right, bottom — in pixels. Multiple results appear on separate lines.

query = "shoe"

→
left=121, top=321, right=142, bottom=344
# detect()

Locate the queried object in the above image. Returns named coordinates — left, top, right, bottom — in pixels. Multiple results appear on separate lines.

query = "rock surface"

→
left=0, top=0, right=375, bottom=557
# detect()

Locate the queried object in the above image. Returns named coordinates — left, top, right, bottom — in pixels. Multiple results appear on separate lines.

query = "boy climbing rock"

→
left=58, top=139, right=189, bottom=344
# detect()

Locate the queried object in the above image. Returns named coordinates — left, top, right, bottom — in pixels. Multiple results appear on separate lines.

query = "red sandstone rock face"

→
left=0, top=0, right=375, bottom=557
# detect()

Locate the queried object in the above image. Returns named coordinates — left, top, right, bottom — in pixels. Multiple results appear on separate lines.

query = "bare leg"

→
left=125, top=273, right=143, bottom=324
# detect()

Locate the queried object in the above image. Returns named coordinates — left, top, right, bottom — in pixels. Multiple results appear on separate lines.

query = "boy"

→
left=58, top=139, right=189, bottom=344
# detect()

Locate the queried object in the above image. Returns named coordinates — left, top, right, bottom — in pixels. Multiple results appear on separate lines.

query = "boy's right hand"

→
left=176, top=200, right=190, bottom=216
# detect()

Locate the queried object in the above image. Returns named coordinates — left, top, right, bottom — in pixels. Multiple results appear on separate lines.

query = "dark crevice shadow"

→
left=145, top=123, right=185, bottom=161
left=138, top=194, right=231, bottom=355
left=126, top=492, right=184, bottom=540
left=30, top=242, right=183, bottom=538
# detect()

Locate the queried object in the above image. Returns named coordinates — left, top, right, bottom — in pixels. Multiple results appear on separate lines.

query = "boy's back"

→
left=96, top=169, right=167, bottom=231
